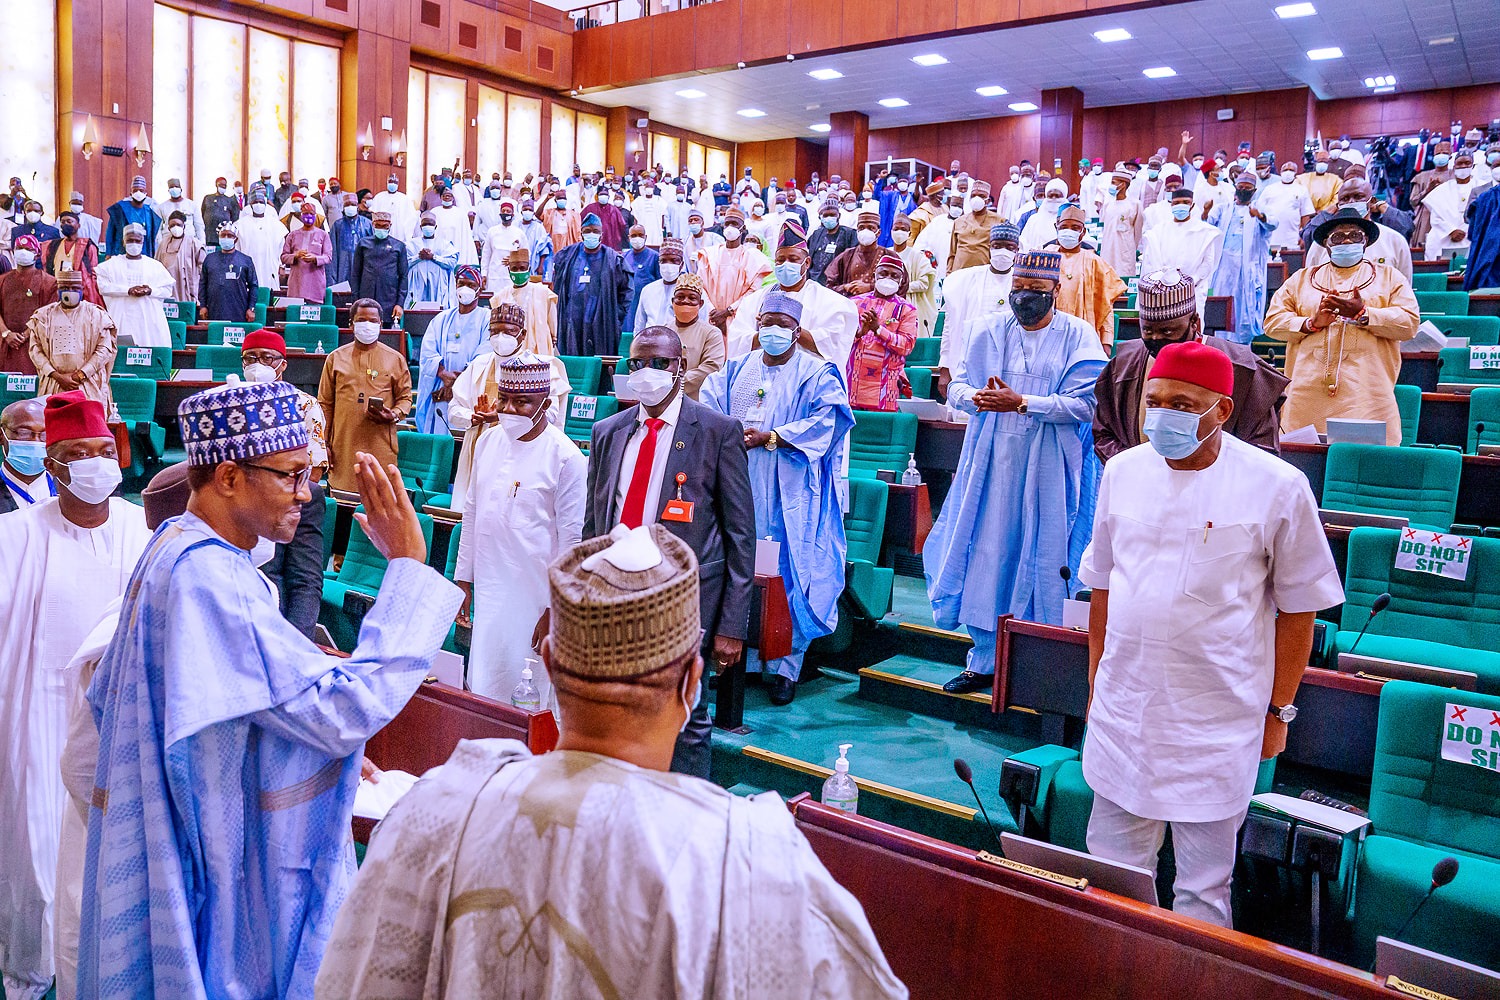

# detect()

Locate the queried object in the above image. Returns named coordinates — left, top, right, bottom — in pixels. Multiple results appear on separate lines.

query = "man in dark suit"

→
left=1, top=398, right=54, bottom=515
left=584, top=325, right=755, bottom=779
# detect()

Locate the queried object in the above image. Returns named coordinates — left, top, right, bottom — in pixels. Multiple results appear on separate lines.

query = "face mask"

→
left=1488, top=153, right=1500, bottom=166
left=521, top=209, right=536, bottom=223
left=671, top=302, right=698, bottom=324
left=387, top=181, right=400, bottom=194
left=874, top=277, right=900, bottom=297
left=1191, top=158, right=1204, bottom=169
left=169, top=186, right=182, bottom=198
left=892, top=229, right=910, bottom=245
left=299, top=187, right=310, bottom=197
left=626, top=366, right=677, bottom=406
left=1455, top=168, right=1473, bottom=181
left=582, top=232, right=602, bottom=250
left=13, top=249, right=35, bottom=267
left=1144, top=403, right=1216, bottom=460
left=990, top=248, right=1015, bottom=271
left=421, top=225, right=437, bottom=238
left=252, top=204, right=267, bottom=216
left=1056, top=229, right=1082, bottom=249
left=69, top=202, right=83, bottom=213
left=629, top=236, right=646, bottom=251
left=1434, top=154, right=1451, bottom=168
left=441, top=200, right=454, bottom=210
left=373, top=228, right=390, bottom=240
left=775, top=261, right=804, bottom=288
left=249, top=535, right=278, bottom=567
left=220, top=238, right=236, bottom=252
left=340, top=204, right=357, bottom=218
left=497, top=409, right=542, bottom=438
left=60, top=455, right=122, bottom=504
left=59, top=222, right=77, bottom=238
left=1329, top=243, right=1366, bottom=267
left=968, top=196, right=987, bottom=213
left=1314, top=163, right=1328, bottom=174
left=4, top=439, right=46, bottom=476
left=947, top=205, right=963, bottom=218
left=1008, top=289, right=1053, bottom=326
left=244, top=362, right=279, bottom=383
left=1171, top=205, right=1192, bottom=221
left=170, top=224, right=185, bottom=237
left=509, top=269, right=530, bottom=287
left=456, top=286, right=479, bottom=305
left=679, top=672, right=701, bottom=733
left=1148, top=169, right=1160, bottom=180
left=1280, top=170, right=1297, bottom=183
left=1009, top=173, right=1020, bottom=183
left=490, top=332, right=519, bottom=356
left=689, top=222, right=703, bottom=235
left=125, top=242, right=143, bottom=257
left=1234, top=188, right=1254, bottom=204
left=660, top=262, right=682, bottom=281
left=723, top=226, right=742, bottom=242
left=25, top=211, right=41, bottom=224
left=131, top=191, right=146, bottom=202
left=759, top=326, right=795, bottom=356
left=1236, top=158, right=1250, bottom=170
left=1342, top=199, right=1370, bottom=217
left=353, top=321, right=381, bottom=344
left=1022, top=176, right=1034, bottom=187
left=896, top=182, right=908, bottom=192
left=821, top=215, right=839, bottom=230
left=856, top=229, right=877, bottom=246
left=60, top=291, right=82, bottom=309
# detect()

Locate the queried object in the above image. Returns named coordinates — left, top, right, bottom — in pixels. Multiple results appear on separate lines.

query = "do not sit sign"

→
left=1442, top=703, right=1500, bottom=773
left=1395, top=529, right=1471, bottom=581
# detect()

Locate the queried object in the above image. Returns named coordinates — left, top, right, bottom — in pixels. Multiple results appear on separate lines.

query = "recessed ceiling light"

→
left=809, top=123, right=832, bottom=133
left=1373, top=86, right=1395, bottom=94
left=1093, top=28, right=1132, bottom=42
left=976, top=85, right=1008, bottom=97
left=878, top=97, right=909, bottom=108
left=737, top=108, right=767, bottom=118
left=1429, top=36, right=1455, bottom=45
left=911, top=53, right=948, bottom=66
left=1142, top=66, right=1177, bottom=78
left=1307, top=46, right=1343, bottom=60
left=1363, top=74, right=1396, bottom=88
left=807, top=68, right=843, bottom=81
left=1274, top=2, right=1316, bottom=18
left=1008, top=101, right=1038, bottom=112
left=675, top=88, right=706, bottom=99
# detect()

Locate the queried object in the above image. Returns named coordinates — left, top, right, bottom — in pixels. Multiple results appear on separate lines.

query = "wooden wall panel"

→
left=1080, top=88, right=1310, bottom=177
left=650, top=8, right=697, bottom=79
left=407, top=0, right=448, bottom=53
left=692, top=0, right=739, bottom=73
left=842, top=0, right=900, bottom=49
left=870, top=114, right=1039, bottom=187
left=1314, top=84, right=1498, bottom=139
left=795, top=2, right=844, bottom=56
left=610, top=18, right=654, bottom=89
left=897, top=0, right=957, bottom=36
left=739, top=0, right=788, bottom=63
left=827, top=111, right=870, bottom=182
left=794, top=139, right=828, bottom=187
left=572, top=23, right=611, bottom=91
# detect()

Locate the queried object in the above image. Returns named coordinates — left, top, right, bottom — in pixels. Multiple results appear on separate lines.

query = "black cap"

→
left=1312, top=207, right=1379, bottom=248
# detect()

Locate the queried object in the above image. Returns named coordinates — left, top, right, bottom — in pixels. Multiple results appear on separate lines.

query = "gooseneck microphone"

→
left=1059, top=565, right=1074, bottom=599
left=1386, top=857, right=1460, bottom=959
left=954, top=758, right=1006, bottom=855
left=1348, top=592, right=1392, bottom=656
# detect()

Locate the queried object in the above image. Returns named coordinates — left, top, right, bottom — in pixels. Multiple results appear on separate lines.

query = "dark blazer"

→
left=261, top=482, right=326, bottom=639
left=584, top=395, right=755, bottom=643
left=1093, top=337, right=1289, bottom=462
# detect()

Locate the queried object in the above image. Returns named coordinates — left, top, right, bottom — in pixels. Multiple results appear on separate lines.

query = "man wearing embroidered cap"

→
left=318, top=524, right=906, bottom=998
left=0, top=392, right=149, bottom=1000
left=825, top=209, right=888, bottom=296
left=0, top=235, right=57, bottom=373
left=26, top=264, right=117, bottom=407
left=907, top=179, right=949, bottom=242
left=415, top=264, right=489, bottom=435
left=455, top=350, right=586, bottom=702
left=95, top=222, right=175, bottom=348
left=949, top=179, right=1004, bottom=272
left=1095, top=269, right=1286, bottom=461
left=725, top=221, right=858, bottom=363
left=80, top=380, right=462, bottom=1000
left=697, top=205, right=774, bottom=330
left=1099, top=168, right=1143, bottom=277
left=938, top=222, right=1020, bottom=387
left=552, top=208, right=631, bottom=356
left=925, top=251, right=1108, bottom=694
left=1053, top=204, right=1127, bottom=349
left=104, top=176, right=160, bottom=257
left=1079, top=341, right=1342, bottom=929
left=486, top=245, right=559, bottom=353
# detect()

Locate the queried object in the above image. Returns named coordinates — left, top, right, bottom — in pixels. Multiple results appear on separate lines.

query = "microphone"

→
left=1348, top=592, right=1391, bottom=656
left=954, top=758, right=1006, bottom=856
left=1059, top=565, right=1074, bottom=600
left=1384, top=857, right=1459, bottom=960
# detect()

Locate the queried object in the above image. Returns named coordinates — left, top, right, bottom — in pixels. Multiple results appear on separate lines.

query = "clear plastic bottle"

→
left=901, top=453, right=922, bottom=486
left=821, top=743, right=859, bottom=814
left=511, top=657, right=541, bottom=712
left=315, top=339, right=324, bottom=354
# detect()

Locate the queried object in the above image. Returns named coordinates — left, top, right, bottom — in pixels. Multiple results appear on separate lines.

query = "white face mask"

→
left=1281, top=170, right=1296, bottom=183
left=169, top=186, right=182, bottom=198
left=891, top=229, right=909, bottom=245
left=629, top=236, right=646, bottom=250
left=69, top=203, right=83, bottom=213
left=250, top=535, right=278, bottom=567
left=343, top=205, right=358, bottom=217
left=1022, top=176, right=1034, bottom=187
left=60, top=455, right=122, bottom=504
left=1056, top=229, right=1082, bottom=249
left=874, top=277, right=900, bottom=297
left=490, top=332, right=519, bottom=357
left=626, top=366, right=677, bottom=406
left=352, top=321, right=381, bottom=344
left=169, top=224, right=185, bottom=238
left=968, top=196, right=987, bottom=213
left=25, top=211, right=41, bottom=223
left=723, top=225, right=742, bottom=242
left=498, top=409, right=542, bottom=438
left=1455, top=167, right=1473, bottom=181
left=947, top=205, right=963, bottom=218
left=991, top=248, right=1015, bottom=271
left=124, top=242, right=143, bottom=258
left=131, top=191, right=146, bottom=202
left=243, top=362, right=279, bottom=383
left=13, top=249, right=35, bottom=267
left=856, top=229, right=877, bottom=246
left=251, top=204, right=267, bottom=216
left=659, top=262, right=682, bottom=282
left=455, top=286, right=479, bottom=305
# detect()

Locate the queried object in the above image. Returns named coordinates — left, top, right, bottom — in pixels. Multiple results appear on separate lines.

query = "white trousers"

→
left=52, top=794, right=88, bottom=1000
left=1086, top=793, right=1246, bottom=928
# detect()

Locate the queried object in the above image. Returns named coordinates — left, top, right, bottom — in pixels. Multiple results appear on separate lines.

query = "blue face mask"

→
left=775, top=261, right=804, bottom=288
left=1171, top=205, right=1192, bottom=221
left=1433, top=154, right=1451, bottom=168
left=582, top=232, right=602, bottom=250
left=3, top=439, right=46, bottom=477
left=759, top=325, right=795, bottom=356
left=821, top=215, right=839, bottom=230
left=373, top=228, right=390, bottom=240
left=1329, top=243, right=1365, bottom=267
left=1143, top=403, right=1217, bottom=460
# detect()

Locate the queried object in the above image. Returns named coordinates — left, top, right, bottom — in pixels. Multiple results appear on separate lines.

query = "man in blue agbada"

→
left=924, top=251, right=1107, bottom=695
left=702, top=290, right=854, bottom=705
left=415, top=264, right=489, bottom=434
left=1209, top=172, right=1276, bottom=344
left=79, top=380, right=463, bottom=999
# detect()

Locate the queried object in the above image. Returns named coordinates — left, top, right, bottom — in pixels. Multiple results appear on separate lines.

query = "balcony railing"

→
left=569, top=0, right=721, bottom=29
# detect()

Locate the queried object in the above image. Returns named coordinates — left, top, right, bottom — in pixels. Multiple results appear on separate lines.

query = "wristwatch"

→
left=1268, top=703, right=1298, bottom=724
left=1016, top=398, right=1029, bottom=416
left=765, top=430, right=779, bottom=451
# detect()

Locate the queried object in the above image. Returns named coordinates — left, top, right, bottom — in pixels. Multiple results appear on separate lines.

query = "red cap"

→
left=241, top=330, right=287, bottom=355
left=44, top=390, right=111, bottom=443
left=1148, top=341, right=1233, bottom=397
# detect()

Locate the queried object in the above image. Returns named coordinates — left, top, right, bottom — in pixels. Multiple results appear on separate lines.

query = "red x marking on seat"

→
left=1451, top=706, right=1467, bottom=722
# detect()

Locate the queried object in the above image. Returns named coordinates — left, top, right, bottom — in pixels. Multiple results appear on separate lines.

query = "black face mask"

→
left=1235, top=188, right=1254, bottom=204
left=1009, top=289, right=1053, bottom=327
left=59, top=222, right=78, bottom=238
left=500, top=213, right=514, bottom=224
left=1144, top=335, right=1184, bottom=357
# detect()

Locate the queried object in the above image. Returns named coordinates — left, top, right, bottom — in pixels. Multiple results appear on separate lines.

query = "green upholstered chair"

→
left=252, top=302, right=268, bottom=326
left=0, top=373, right=39, bottom=410
left=906, top=336, right=941, bottom=367
left=558, top=355, right=603, bottom=396
left=904, top=366, right=934, bottom=399
left=563, top=393, right=620, bottom=449
left=255, top=286, right=272, bottom=306
left=848, top=410, right=918, bottom=480
left=1322, top=442, right=1461, bottom=530
left=286, top=303, right=336, bottom=325
left=1438, top=346, right=1500, bottom=387
left=161, top=299, right=197, bottom=325
left=1410, top=272, right=1451, bottom=293
left=282, top=322, right=340, bottom=353
left=1427, top=315, right=1500, bottom=346
left=320, top=510, right=434, bottom=650
left=193, top=345, right=244, bottom=381
left=442, top=521, right=466, bottom=652
left=205, top=320, right=263, bottom=347
left=395, top=430, right=455, bottom=508
left=843, top=476, right=893, bottom=620
left=321, top=495, right=338, bottom=576
left=168, top=320, right=188, bottom=350
left=1349, top=681, right=1500, bottom=970
left=116, top=344, right=173, bottom=381
left=1331, top=527, right=1500, bottom=692
left=109, top=376, right=165, bottom=477
left=617, top=332, right=633, bottom=357
left=1416, top=290, right=1469, bottom=316
left=1394, top=384, right=1421, bottom=446
left=1468, top=387, right=1500, bottom=454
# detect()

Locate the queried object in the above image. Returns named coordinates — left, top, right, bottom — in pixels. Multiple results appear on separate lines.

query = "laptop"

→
left=1336, top=652, right=1479, bottom=691
left=999, top=833, right=1159, bottom=906
left=1318, top=508, right=1410, bottom=531
left=1376, top=938, right=1500, bottom=997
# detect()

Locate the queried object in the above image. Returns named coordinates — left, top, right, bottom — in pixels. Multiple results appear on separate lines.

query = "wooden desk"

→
left=1471, top=293, right=1500, bottom=319
left=1418, top=391, right=1470, bottom=448
left=153, top=379, right=222, bottom=430
left=883, top=481, right=932, bottom=556
left=1398, top=351, right=1440, bottom=392
left=995, top=616, right=1090, bottom=749
left=1283, top=668, right=1383, bottom=778
left=792, top=798, right=1390, bottom=1000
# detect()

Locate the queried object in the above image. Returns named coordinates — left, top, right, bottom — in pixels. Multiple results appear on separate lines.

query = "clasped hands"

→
left=972, top=376, right=1025, bottom=413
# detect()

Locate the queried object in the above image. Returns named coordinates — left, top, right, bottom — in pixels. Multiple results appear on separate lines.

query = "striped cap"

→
left=759, top=289, right=804, bottom=324
left=1136, top=268, right=1197, bottom=322
left=1012, top=251, right=1062, bottom=283
left=496, top=350, right=551, bottom=394
left=178, top=380, right=309, bottom=468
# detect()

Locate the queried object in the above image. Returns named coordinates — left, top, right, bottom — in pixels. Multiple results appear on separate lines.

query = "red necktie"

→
left=620, top=418, right=665, bottom=528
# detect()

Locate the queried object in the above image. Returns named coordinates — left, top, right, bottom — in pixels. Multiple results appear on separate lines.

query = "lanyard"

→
left=1, top=467, right=56, bottom=505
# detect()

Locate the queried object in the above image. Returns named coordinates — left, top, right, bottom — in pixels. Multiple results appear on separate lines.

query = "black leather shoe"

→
left=767, top=675, right=797, bottom=706
left=943, top=671, right=992, bottom=695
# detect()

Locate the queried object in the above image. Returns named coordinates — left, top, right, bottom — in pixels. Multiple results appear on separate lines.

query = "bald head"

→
left=631, top=324, right=683, bottom=362
left=1, top=397, right=46, bottom=436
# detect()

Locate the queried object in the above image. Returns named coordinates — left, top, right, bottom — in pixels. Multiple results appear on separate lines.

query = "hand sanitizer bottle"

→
left=315, top=339, right=325, bottom=354
left=901, top=453, right=922, bottom=486
left=511, top=657, right=541, bottom=711
left=821, top=743, right=859, bottom=813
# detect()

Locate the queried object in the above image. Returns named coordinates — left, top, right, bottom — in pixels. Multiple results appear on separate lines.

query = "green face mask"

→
left=510, top=269, right=530, bottom=287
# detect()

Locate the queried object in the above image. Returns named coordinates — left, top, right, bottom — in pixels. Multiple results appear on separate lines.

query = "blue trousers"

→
left=967, top=624, right=997, bottom=676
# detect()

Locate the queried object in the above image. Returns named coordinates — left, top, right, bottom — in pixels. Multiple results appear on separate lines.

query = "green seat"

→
left=168, top=320, right=188, bottom=350
left=116, top=344, right=173, bottom=381
left=1349, top=681, right=1500, bottom=970
left=1415, top=290, right=1469, bottom=316
left=161, top=299, right=197, bottom=324
left=286, top=303, right=335, bottom=325
left=1323, top=442, right=1460, bottom=530
left=1438, top=346, right=1500, bottom=387
left=1331, top=527, right=1500, bottom=693
left=563, top=392, right=620, bottom=449
left=0, top=373, right=39, bottom=410
left=325, top=287, right=335, bottom=306
left=614, top=355, right=631, bottom=377
left=194, top=345, right=243, bottom=381
left=906, top=336, right=941, bottom=367
left=558, top=355, right=603, bottom=396
left=932, top=311, right=944, bottom=341
left=842, top=477, right=893, bottom=620
left=1468, top=387, right=1500, bottom=454
left=441, top=521, right=466, bottom=653
left=1428, top=315, right=1500, bottom=346
left=395, top=430, right=455, bottom=507
left=1394, top=383, right=1420, bottom=446
left=1251, top=334, right=1287, bottom=370
left=320, top=511, right=435, bottom=650
left=205, top=320, right=263, bottom=346
left=321, top=495, right=338, bottom=575
left=848, top=410, right=918, bottom=480
left=904, top=366, right=934, bottom=399
left=1411, top=272, right=1451, bottom=293
left=109, top=376, right=164, bottom=476
left=282, top=322, right=340, bottom=353
left=617, top=332, right=633, bottom=357
left=255, top=286, right=272, bottom=306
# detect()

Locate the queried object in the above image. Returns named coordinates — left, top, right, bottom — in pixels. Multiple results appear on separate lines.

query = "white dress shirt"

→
left=613, top=391, right=683, bottom=525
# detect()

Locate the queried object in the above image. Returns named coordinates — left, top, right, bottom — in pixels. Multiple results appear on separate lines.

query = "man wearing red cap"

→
left=1077, top=341, right=1342, bottom=929
left=0, top=391, right=150, bottom=1000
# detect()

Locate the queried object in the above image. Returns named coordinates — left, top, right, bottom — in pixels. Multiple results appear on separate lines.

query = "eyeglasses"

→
left=238, top=462, right=313, bottom=492
left=241, top=352, right=285, bottom=366
left=626, top=357, right=678, bottom=373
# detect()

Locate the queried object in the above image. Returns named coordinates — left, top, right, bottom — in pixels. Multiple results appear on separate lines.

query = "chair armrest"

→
left=1000, top=744, right=1079, bottom=829
left=844, top=559, right=894, bottom=619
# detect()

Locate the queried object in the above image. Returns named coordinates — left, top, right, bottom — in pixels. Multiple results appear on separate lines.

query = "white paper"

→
left=1280, top=424, right=1322, bottom=445
left=173, top=368, right=214, bottom=382
left=274, top=296, right=306, bottom=307
left=327, top=281, right=352, bottom=294
left=1401, top=320, right=1447, bottom=353
left=1062, top=598, right=1091, bottom=630
left=1441, top=702, right=1500, bottom=773
left=430, top=650, right=464, bottom=688
left=1251, top=792, right=1371, bottom=835
left=1395, top=529, right=1473, bottom=581
left=755, top=538, right=781, bottom=577
left=353, top=769, right=420, bottom=820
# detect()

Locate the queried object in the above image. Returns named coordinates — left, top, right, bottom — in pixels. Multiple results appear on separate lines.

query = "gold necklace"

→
left=1309, top=261, right=1375, bottom=397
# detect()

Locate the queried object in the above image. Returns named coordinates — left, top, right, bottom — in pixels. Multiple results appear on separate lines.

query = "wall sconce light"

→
left=132, top=122, right=152, bottom=167
left=393, top=130, right=407, bottom=168
left=359, top=122, right=375, bottom=161
left=81, top=115, right=100, bottom=160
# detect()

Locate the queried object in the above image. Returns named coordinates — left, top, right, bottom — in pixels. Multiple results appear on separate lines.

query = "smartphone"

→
left=368, top=395, right=384, bottom=410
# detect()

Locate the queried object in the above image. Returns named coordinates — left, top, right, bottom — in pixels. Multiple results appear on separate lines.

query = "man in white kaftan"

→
left=938, top=222, right=1018, bottom=382
left=238, top=192, right=289, bottom=291
left=1138, top=188, right=1222, bottom=316
left=94, top=224, right=175, bottom=347
left=725, top=221, right=856, bottom=364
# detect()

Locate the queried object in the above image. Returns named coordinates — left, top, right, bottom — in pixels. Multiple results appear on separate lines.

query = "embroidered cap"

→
left=1137, top=269, right=1198, bottom=322
left=1012, top=251, right=1062, bottom=283
left=492, top=302, right=526, bottom=328
left=990, top=222, right=1020, bottom=243
left=178, top=380, right=309, bottom=468
left=758, top=289, right=804, bottom=324
left=496, top=351, right=551, bottom=395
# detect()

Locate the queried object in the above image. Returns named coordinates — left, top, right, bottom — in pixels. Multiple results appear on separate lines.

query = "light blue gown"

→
left=702, top=349, right=854, bottom=680
left=81, top=512, right=461, bottom=999
left=1208, top=202, right=1275, bottom=344
left=403, top=235, right=460, bottom=309
left=924, top=307, right=1107, bottom=674
left=415, top=304, right=489, bottom=434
